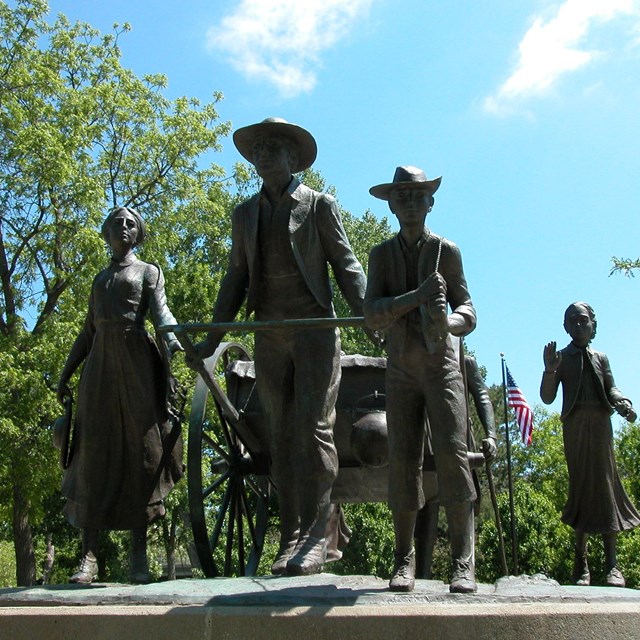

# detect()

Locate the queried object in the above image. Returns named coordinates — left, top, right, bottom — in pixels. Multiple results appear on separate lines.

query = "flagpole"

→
left=500, top=353, right=519, bottom=575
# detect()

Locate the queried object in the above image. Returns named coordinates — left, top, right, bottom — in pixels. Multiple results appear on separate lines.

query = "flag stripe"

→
left=506, top=365, right=534, bottom=445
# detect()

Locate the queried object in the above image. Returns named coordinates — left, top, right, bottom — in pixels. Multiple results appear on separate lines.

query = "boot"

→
left=389, top=510, right=418, bottom=592
left=129, top=527, right=150, bottom=584
left=446, top=501, right=477, bottom=594
left=605, top=567, right=625, bottom=588
left=286, top=535, right=327, bottom=576
left=70, top=528, right=99, bottom=584
left=603, top=532, right=624, bottom=587
left=271, top=536, right=298, bottom=576
left=389, top=548, right=416, bottom=592
left=572, top=552, right=590, bottom=586
left=69, top=552, right=98, bottom=584
left=287, top=486, right=331, bottom=576
left=572, top=531, right=590, bottom=586
left=271, top=491, right=300, bottom=575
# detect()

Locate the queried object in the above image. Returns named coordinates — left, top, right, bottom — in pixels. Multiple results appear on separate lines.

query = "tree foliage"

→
left=3, top=1, right=640, bottom=592
left=0, top=0, right=231, bottom=585
left=477, top=406, right=574, bottom=583
left=477, top=480, right=573, bottom=583
left=610, top=257, right=640, bottom=278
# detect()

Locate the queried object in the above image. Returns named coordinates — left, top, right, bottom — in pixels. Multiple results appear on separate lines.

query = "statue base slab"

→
left=2, top=573, right=640, bottom=640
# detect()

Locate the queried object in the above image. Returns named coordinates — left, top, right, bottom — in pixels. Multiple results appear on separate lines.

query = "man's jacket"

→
left=212, top=178, right=367, bottom=322
left=364, top=231, right=476, bottom=356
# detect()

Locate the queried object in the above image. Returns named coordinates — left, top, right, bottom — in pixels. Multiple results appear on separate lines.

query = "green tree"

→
left=510, top=408, right=568, bottom=513
left=477, top=480, right=573, bottom=583
left=615, top=419, right=640, bottom=507
left=0, top=0, right=230, bottom=585
left=612, top=419, right=640, bottom=588
left=610, top=257, right=640, bottom=277
left=476, top=400, right=573, bottom=582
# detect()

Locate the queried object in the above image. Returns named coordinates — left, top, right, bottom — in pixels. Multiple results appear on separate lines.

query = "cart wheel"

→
left=188, top=342, right=271, bottom=577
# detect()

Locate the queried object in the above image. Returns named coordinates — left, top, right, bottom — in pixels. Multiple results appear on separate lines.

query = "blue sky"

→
left=44, top=0, right=640, bottom=422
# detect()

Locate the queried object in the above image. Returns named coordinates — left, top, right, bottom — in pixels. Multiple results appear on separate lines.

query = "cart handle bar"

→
left=158, top=316, right=366, bottom=334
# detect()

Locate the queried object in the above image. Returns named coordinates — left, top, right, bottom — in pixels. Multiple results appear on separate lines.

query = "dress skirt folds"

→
left=62, top=257, right=182, bottom=530
left=562, top=406, right=640, bottom=534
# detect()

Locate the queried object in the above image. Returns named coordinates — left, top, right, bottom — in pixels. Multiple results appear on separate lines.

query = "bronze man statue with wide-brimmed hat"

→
left=364, top=166, right=478, bottom=593
left=188, top=117, right=369, bottom=576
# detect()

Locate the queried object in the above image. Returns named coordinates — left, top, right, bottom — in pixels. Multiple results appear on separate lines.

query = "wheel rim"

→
left=188, top=343, right=270, bottom=577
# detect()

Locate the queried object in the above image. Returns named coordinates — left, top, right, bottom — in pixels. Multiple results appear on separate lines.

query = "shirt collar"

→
left=397, top=227, right=430, bottom=254
left=111, top=253, right=137, bottom=267
left=260, top=176, right=300, bottom=204
left=567, top=341, right=592, bottom=355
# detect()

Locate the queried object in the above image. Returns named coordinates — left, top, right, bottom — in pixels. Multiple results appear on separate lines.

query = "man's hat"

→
left=369, top=166, right=442, bottom=201
left=233, top=117, right=318, bottom=173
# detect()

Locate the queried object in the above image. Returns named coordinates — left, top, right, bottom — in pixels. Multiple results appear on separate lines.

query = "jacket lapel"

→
left=388, top=235, right=407, bottom=294
left=288, top=179, right=308, bottom=236
left=244, top=194, right=260, bottom=275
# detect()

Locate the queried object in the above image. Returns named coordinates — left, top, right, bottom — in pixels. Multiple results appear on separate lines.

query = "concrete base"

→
left=2, top=574, right=640, bottom=640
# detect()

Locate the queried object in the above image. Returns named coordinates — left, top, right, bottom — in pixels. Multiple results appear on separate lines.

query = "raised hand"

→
left=543, top=341, right=561, bottom=373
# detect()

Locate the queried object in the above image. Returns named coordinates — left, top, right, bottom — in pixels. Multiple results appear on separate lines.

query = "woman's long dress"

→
left=561, top=358, right=640, bottom=534
left=62, top=254, right=183, bottom=530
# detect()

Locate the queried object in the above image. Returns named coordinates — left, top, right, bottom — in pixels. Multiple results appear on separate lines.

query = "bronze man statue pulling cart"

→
left=187, top=118, right=370, bottom=577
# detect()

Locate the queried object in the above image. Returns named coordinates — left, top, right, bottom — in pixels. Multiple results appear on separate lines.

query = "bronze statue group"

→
left=56, top=118, right=639, bottom=592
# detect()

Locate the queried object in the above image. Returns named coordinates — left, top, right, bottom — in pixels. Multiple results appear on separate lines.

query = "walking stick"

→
left=485, top=457, right=509, bottom=576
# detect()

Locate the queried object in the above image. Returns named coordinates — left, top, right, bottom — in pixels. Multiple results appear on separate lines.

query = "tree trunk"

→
left=41, top=533, right=55, bottom=585
left=12, top=482, right=36, bottom=586
left=166, top=546, right=176, bottom=581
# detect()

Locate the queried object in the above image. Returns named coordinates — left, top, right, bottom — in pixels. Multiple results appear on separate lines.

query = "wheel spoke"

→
left=224, top=480, right=237, bottom=575
left=202, top=430, right=232, bottom=464
left=209, top=482, right=233, bottom=553
left=213, top=397, right=236, bottom=450
left=239, top=482, right=259, bottom=549
left=245, top=475, right=269, bottom=502
left=236, top=487, right=246, bottom=575
left=203, top=468, right=231, bottom=500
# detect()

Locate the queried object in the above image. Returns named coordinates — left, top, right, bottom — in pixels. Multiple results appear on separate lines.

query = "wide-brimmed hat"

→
left=369, top=166, right=442, bottom=201
left=233, top=117, right=318, bottom=173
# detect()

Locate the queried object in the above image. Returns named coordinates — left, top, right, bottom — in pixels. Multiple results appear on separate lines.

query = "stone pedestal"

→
left=2, top=574, right=640, bottom=640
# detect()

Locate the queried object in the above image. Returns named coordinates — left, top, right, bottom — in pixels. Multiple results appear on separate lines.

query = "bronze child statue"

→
left=57, top=207, right=183, bottom=584
left=188, top=118, right=370, bottom=576
left=541, top=302, right=640, bottom=587
left=364, top=166, right=478, bottom=593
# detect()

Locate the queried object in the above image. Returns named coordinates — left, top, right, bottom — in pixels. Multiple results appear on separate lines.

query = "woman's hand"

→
left=56, top=379, right=72, bottom=405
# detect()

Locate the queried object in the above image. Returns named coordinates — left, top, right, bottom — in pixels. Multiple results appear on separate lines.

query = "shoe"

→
left=572, top=554, right=590, bottom=586
left=271, top=541, right=297, bottom=576
left=445, top=501, right=477, bottom=594
left=389, top=549, right=416, bottom=592
left=286, top=536, right=327, bottom=576
left=605, top=567, right=625, bottom=588
left=449, top=559, right=477, bottom=593
left=69, top=553, right=98, bottom=584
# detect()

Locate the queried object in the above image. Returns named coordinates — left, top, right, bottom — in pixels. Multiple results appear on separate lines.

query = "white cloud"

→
left=207, top=0, right=373, bottom=98
left=484, top=0, right=640, bottom=115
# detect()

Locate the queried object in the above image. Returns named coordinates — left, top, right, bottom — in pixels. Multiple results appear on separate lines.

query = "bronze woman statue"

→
left=541, top=302, right=639, bottom=588
left=57, top=207, right=183, bottom=584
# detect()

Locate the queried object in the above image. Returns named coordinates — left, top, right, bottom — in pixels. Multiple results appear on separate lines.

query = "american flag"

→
left=506, top=366, right=534, bottom=445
